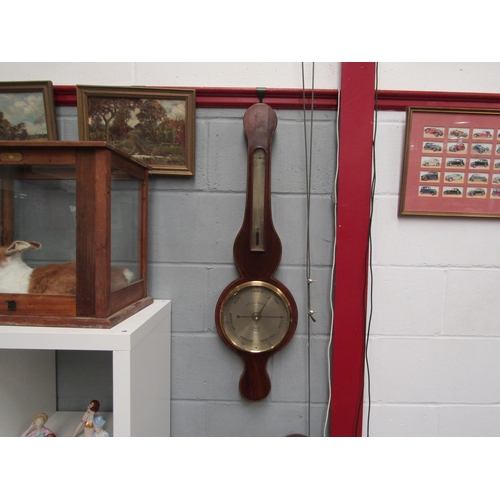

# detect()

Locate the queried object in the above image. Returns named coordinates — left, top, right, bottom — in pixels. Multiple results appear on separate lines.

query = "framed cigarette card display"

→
left=400, top=107, right=500, bottom=218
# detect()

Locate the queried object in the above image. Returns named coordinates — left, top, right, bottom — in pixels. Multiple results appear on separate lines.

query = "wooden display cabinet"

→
left=0, top=141, right=152, bottom=328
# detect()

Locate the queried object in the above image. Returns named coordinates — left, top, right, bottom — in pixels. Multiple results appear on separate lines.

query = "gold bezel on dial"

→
left=219, top=280, right=292, bottom=353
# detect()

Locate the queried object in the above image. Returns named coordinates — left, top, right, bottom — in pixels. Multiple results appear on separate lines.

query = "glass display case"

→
left=0, top=141, right=152, bottom=327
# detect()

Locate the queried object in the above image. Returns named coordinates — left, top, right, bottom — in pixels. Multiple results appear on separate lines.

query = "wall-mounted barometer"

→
left=215, top=102, right=298, bottom=402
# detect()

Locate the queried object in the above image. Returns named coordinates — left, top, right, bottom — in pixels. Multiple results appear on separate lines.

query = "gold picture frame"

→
left=0, top=81, right=58, bottom=141
left=401, top=106, right=500, bottom=218
left=77, top=85, right=196, bottom=175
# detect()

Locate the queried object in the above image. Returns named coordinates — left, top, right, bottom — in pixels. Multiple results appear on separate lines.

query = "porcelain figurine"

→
left=92, top=415, right=110, bottom=437
left=72, top=399, right=100, bottom=437
left=21, top=413, right=56, bottom=437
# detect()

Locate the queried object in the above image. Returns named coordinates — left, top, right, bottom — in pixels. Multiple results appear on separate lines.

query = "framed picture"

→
left=0, top=81, right=57, bottom=141
left=77, top=85, right=196, bottom=176
left=400, top=107, right=500, bottom=218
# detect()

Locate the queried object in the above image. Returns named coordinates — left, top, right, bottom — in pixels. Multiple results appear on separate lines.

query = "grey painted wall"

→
left=56, top=105, right=337, bottom=437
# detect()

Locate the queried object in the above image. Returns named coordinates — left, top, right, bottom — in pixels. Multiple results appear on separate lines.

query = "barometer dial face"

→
left=219, top=281, right=292, bottom=353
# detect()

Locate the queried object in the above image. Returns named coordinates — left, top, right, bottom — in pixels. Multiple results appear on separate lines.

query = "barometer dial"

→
left=218, top=281, right=292, bottom=353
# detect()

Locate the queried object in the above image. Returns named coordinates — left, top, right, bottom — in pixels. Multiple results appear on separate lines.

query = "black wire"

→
left=365, top=63, right=379, bottom=437
left=355, top=62, right=378, bottom=437
left=365, top=62, right=379, bottom=436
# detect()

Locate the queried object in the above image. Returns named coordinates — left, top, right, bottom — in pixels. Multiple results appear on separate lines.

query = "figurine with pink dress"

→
left=21, top=413, right=56, bottom=437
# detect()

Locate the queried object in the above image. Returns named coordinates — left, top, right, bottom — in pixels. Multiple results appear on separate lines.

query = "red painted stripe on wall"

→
left=55, top=86, right=500, bottom=111
left=53, top=86, right=338, bottom=110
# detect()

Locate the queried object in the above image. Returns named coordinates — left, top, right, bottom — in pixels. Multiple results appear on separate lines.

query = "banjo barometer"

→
left=215, top=102, right=298, bottom=402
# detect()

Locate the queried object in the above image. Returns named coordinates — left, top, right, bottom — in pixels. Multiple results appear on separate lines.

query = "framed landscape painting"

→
left=77, top=85, right=196, bottom=175
left=0, top=81, right=58, bottom=140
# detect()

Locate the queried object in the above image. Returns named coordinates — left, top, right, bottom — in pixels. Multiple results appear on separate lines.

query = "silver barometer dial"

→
left=219, top=280, right=292, bottom=353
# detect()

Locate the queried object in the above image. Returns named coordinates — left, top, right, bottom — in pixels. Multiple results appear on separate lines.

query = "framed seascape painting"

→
left=77, top=85, right=196, bottom=175
left=400, top=107, right=500, bottom=218
left=0, top=81, right=58, bottom=141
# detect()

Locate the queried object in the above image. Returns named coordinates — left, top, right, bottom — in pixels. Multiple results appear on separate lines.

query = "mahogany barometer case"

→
left=0, top=141, right=152, bottom=328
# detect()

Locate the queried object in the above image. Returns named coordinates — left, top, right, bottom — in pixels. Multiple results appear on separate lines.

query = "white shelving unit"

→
left=0, top=299, right=171, bottom=437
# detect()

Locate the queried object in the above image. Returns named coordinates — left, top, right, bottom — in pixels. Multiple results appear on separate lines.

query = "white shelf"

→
left=0, top=300, right=171, bottom=437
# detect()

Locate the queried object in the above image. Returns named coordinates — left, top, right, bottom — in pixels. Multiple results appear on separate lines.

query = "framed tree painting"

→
left=77, top=85, right=196, bottom=175
left=0, top=81, right=58, bottom=141
left=400, top=107, right=500, bottom=218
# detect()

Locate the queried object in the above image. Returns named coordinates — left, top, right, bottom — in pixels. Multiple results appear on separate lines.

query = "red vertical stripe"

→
left=330, top=63, right=376, bottom=437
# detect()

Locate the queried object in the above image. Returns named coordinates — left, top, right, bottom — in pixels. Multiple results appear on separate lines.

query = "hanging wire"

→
left=323, top=88, right=341, bottom=437
left=354, top=62, right=379, bottom=437
left=302, top=62, right=315, bottom=437
left=364, top=62, right=379, bottom=437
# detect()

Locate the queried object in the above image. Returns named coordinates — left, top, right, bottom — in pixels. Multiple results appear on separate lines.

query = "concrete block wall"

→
left=55, top=105, right=337, bottom=437
left=368, top=110, right=500, bottom=436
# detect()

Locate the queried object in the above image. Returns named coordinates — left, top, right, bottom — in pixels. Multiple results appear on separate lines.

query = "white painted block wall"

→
left=368, top=110, right=500, bottom=436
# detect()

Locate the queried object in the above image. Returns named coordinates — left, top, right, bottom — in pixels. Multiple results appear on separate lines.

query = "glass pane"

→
left=110, top=167, right=141, bottom=291
left=3, top=165, right=77, bottom=295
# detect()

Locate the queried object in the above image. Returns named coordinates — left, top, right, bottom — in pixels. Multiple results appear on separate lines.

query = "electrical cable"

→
left=355, top=62, right=379, bottom=437
left=365, top=62, right=379, bottom=436
left=323, top=88, right=341, bottom=437
left=301, top=62, right=315, bottom=437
